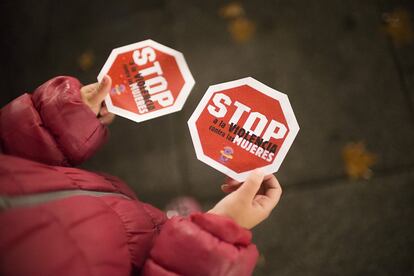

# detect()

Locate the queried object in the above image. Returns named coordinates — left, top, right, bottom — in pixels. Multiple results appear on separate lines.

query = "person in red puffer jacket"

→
left=0, top=75, right=282, bottom=276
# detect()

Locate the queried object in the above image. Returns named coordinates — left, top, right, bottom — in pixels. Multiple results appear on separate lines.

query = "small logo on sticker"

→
left=111, top=84, right=126, bottom=95
left=219, top=146, right=234, bottom=163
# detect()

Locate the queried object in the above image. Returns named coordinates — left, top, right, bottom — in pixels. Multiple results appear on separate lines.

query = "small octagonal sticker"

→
left=188, top=77, right=299, bottom=181
left=98, top=39, right=195, bottom=122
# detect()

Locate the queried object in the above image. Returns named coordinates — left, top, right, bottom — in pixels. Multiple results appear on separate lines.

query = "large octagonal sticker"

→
left=98, top=39, right=195, bottom=122
left=188, top=77, right=299, bottom=181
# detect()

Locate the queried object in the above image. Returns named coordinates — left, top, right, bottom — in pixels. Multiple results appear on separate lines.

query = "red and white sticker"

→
left=188, top=77, right=299, bottom=182
left=98, top=40, right=195, bottom=122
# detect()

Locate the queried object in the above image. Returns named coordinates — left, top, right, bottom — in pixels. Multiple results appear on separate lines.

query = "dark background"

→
left=1, top=0, right=414, bottom=275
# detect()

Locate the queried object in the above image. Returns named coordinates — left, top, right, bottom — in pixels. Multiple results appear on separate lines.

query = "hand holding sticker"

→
left=80, top=75, right=115, bottom=125
left=209, top=169, right=282, bottom=229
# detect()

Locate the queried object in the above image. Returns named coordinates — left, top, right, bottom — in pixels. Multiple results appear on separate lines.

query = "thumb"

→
left=91, top=75, right=112, bottom=105
left=234, top=169, right=264, bottom=201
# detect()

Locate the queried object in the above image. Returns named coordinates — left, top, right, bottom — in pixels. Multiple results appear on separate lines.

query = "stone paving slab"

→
left=252, top=170, right=414, bottom=275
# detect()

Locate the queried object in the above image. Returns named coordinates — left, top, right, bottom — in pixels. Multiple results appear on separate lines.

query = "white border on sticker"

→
left=98, top=39, right=195, bottom=123
left=188, top=77, right=300, bottom=182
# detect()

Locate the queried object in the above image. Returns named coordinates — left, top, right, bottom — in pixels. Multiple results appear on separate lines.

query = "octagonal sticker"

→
left=188, top=77, right=299, bottom=181
left=98, top=39, right=195, bottom=122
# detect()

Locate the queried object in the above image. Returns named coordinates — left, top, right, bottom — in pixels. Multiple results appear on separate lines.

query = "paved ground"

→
left=1, top=0, right=413, bottom=275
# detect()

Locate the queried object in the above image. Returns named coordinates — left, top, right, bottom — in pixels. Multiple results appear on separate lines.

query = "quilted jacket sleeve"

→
left=0, top=76, right=108, bottom=166
left=142, top=212, right=259, bottom=276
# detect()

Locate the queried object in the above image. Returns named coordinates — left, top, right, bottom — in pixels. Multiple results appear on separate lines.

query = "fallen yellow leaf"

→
left=219, top=2, right=245, bottom=19
left=78, top=50, right=95, bottom=71
left=382, top=8, right=414, bottom=47
left=342, top=142, right=377, bottom=180
left=228, top=17, right=256, bottom=43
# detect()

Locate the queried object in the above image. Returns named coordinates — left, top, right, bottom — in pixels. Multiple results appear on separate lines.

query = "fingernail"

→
left=101, top=75, right=109, bottom=85
left=221, top=184, right=229, bottom=189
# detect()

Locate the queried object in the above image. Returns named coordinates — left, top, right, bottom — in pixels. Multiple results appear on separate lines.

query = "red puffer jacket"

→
left=0, top=77, right=258, bottom=276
